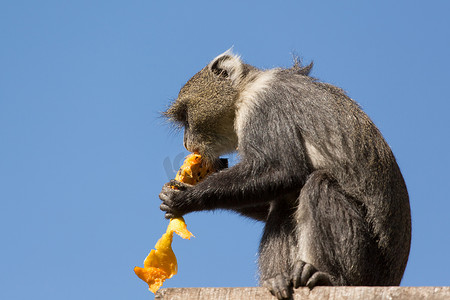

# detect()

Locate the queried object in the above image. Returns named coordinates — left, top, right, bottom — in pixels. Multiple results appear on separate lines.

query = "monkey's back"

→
left=261, top=69, right=411, bottom=284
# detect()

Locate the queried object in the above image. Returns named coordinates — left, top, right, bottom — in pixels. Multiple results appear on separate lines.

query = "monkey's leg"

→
left=259, top=200, right=297, bottom=299
left=293, top=170, right=378, bottom=287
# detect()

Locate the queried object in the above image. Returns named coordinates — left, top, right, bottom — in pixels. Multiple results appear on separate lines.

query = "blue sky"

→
left=1, top=1, right=449, bottom=299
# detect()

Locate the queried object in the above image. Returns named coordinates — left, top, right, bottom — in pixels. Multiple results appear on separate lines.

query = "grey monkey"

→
left=159, top=50, right=411, bottom=300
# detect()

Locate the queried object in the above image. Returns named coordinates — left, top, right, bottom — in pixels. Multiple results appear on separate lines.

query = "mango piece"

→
left=167, top=216, right=195, bottom=240
left=174, top=152, right=214, bottom=185
left=134, top=217, right=193, bottom=293
left=133, top=266, right=169, bottom=294
left=134, top=153, right=213, bottom=293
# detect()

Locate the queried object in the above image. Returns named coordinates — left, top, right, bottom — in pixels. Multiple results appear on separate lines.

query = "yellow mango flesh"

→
left=134, top=153, right=213, bottom=293
left=174, top=152, right=213, bottom=185
left=134, top=217, right=193, bottom=293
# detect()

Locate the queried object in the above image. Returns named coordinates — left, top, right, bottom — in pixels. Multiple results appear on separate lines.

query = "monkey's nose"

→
left=183, top=140, right=197, bottom=153
left=183, top=134, right=189, bottom=150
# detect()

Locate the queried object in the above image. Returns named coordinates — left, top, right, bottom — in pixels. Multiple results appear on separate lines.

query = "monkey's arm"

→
left=233, top=203, right=271, bottom=221
left=159, top=159, right=304, bottom=218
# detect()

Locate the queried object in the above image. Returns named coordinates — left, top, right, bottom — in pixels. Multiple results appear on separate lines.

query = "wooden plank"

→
left=156, top=286, right=450, bottom=300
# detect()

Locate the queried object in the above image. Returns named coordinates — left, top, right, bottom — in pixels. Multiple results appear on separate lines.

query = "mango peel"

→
left=134, top=153, right=214, bottom=293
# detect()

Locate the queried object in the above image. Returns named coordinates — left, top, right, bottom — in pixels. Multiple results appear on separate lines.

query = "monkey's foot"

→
left=291, top=261, right=333, bottom=289
left=262, top=273, right=293, bottom=300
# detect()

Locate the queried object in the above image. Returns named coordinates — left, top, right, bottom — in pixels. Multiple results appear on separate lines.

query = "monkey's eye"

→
left=174, top=110, right=186, bottom=122
left=172, top=114, right=188, bottom=129
left=178, top=108, right=188, bottom=126
left=165, top=101, right=188, bottom=125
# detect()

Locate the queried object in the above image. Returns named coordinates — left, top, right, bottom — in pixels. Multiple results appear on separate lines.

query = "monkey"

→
left=159, top=50, right=411, bottom=300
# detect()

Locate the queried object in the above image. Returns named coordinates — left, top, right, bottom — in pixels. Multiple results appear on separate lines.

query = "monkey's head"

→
left=164, top=51, right=251, bottom=163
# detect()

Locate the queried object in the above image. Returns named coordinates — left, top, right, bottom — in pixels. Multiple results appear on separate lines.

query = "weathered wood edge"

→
left=156, top=286, right=450, bottom=300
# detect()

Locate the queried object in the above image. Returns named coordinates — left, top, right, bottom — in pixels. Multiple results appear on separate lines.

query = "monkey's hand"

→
left=159, top=180, right=193, bottom=219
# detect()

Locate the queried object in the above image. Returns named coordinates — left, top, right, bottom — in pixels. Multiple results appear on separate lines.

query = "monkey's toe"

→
left=262, top=273, right=293, bottom=300
left=306, top=271, right=333, bottom=288
left=291, top=261, right=333, bottom=289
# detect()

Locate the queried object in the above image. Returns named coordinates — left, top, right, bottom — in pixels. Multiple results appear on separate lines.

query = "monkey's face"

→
left=164, top=64, right=239, bottom=163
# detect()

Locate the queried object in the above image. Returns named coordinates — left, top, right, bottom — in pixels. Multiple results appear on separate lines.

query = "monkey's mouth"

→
left=191, top=149, right=228, bottom=171
left=203, top=155, right=229, bottom=171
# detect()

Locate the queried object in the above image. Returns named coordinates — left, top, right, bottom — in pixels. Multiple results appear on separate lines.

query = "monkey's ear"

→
left=209, top=50, right=244, bottom=85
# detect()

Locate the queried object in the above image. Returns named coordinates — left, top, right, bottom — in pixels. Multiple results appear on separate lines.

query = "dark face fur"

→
left=164, top=61, right=239, bottom=163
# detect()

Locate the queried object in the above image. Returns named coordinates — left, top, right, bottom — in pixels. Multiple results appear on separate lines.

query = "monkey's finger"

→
left=301, top=263, right=317, bottom=287
left=160, top=202, right=183, bottom=218
left=262, top=275, right=291, bottom=300
left=159, top=203, right=172, bottom=212
left=292, top=261, right=306, bottom=288
left=169, top=179, right=191, bottom=190
left=160, top=207, right=178, bottom=219
left=159, top=185, right=179, bottom=202
left=262, top=278, right=277, bottom=297
left=161, top=183, right=177, bottom=192
left=164, top=212, right=177, bottom=219
left=306, top=272, right=333, bottom=288
left=280, top=286, right=290, bottom=299
left=159, top=191, right=171, bottom=202
left=163, top=209, right=183, bottom=219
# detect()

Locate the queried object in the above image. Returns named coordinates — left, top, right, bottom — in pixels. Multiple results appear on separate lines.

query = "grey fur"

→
left=159, top=51, right=411, bottom=300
